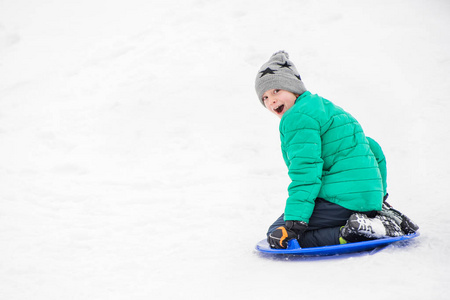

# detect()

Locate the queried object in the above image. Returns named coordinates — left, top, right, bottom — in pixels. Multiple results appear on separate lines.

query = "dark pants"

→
left=266, top=198, right=377, bottom=248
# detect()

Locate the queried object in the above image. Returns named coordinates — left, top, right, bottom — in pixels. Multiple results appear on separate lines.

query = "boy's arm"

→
left=366, top=137, right=387, bottom=196
left=281, top=112, right=323, bottom=223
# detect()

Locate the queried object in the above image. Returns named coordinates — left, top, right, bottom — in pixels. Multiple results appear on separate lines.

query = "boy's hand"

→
left=267, top=221, right=308, bottom=249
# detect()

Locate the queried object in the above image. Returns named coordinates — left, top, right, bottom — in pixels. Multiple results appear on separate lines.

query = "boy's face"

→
left=262, top=89, right=298, bottom=118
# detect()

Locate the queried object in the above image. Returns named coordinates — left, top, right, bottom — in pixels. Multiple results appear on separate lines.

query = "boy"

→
left=255, top=51, right=418, bottom=249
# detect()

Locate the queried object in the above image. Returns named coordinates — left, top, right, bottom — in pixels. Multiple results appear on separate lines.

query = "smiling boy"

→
left=262, top=89, right=298, bottom=117
left=255, top=51, right=418, bottom=249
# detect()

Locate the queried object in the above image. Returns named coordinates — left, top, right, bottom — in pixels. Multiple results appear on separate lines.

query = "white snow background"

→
left=1, top=0, right=450, bottom=299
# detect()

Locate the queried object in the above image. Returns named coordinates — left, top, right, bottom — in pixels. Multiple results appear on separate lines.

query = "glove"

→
left=380, top=201, right=419, bottom=234
left=267, top=220, right=308, bottom=249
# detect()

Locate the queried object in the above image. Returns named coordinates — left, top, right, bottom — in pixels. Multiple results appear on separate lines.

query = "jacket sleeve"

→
left=281, top=112, right=323, bottom=223
left=366, top=137, right=387, bottom=196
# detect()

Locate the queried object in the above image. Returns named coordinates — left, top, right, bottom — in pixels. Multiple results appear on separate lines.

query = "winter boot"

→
left=340, top=213, right=404, bottom=243
left=380, top=201, right=419, bottom=235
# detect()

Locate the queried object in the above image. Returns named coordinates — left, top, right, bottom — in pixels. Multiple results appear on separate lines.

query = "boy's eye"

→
left=274, top=89, right=280, bottom=93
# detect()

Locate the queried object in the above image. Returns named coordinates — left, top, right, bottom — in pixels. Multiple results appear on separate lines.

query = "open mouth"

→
left=274, top=104, right=285, bottom=114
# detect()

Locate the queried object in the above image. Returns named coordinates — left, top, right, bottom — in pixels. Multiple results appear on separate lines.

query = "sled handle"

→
left=287, top=239, right=301, bottom=250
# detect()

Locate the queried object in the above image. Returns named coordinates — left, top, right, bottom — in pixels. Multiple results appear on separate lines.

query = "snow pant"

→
left=266, top=198, right=378, bottom=248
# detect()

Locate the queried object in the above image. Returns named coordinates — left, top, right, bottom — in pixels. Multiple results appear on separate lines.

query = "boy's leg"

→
left=298, top=199, right=353, bottom=247
left=266, top=198, right=354, bottom=238
left=265, top=198, right=383, bottom=248
left=298, top=227, right=341, bottom=248
left=307, top=198, right=355, bottom=230
left=266, top=214, right=342, bottom=247
left=266, top=198, right=354, bottom=236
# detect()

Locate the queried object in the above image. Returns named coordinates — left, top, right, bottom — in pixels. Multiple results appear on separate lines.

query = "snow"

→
left=1, top=0, right=449, bottom=299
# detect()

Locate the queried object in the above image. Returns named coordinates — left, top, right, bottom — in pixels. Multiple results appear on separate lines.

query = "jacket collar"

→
left=295, top=91, right=311, bottom=104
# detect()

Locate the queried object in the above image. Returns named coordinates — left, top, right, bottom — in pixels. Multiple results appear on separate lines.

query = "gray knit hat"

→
left=255, top=51, right=306, bottom=105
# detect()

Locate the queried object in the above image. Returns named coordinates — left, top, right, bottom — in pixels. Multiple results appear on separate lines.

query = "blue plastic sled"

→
left=256, top=232, right=419, bottom=256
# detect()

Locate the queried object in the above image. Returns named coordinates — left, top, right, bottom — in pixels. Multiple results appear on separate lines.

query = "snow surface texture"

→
left=1, top=0, right=449, bottom=299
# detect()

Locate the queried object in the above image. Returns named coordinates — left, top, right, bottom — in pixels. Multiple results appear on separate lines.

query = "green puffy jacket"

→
left=280, top=91, right=386, bottom=222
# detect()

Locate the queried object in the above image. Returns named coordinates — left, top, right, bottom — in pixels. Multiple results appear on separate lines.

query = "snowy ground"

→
left=1, top=0, right=450, bottom=299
